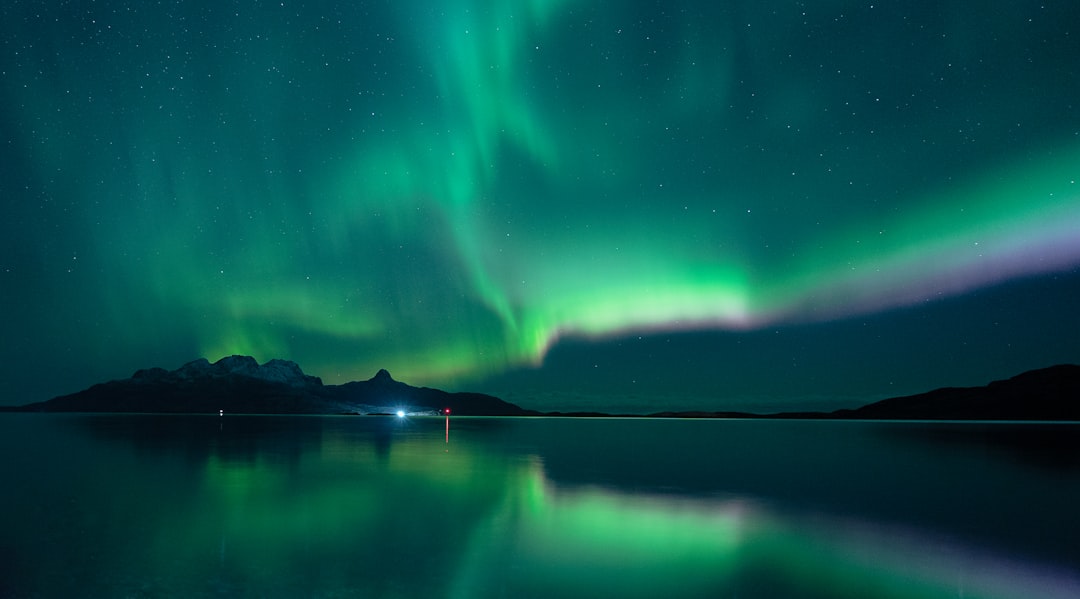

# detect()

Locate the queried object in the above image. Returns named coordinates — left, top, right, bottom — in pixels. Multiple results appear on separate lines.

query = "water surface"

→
left=2, top=414, right=1078, bottom=598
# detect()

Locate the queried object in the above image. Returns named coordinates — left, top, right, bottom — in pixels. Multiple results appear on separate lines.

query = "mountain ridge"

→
left=13, top=355, right=536, bottom=416
left=6, top=359, right=1078, bottom=420
left=830, top=363, right=1080, bottom=421
left=643, top=364, right=1080, bottom=421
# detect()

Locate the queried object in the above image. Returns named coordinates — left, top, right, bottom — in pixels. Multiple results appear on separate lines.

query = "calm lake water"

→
left=2, top=414, right=1078, bottom=598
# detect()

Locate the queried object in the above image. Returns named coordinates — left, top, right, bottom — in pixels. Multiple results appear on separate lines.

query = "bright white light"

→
left=396, top=410, right=405, bottom=418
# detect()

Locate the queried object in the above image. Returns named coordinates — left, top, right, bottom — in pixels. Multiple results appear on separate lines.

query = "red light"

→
left=444, top=408, right=451, bottom=415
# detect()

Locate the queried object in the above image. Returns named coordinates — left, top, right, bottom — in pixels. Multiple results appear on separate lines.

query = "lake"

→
left=1, top=414, right=1078, bottom=598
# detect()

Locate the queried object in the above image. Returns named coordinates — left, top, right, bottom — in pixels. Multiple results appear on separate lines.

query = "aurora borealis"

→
left=2, top=1, right=1079, bottom=410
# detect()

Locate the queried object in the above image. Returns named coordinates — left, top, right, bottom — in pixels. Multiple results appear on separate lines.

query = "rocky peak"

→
left=132, top=367, right=169, bottom=381
left=213, top=355, right=260, bottom=377
left=372, top=368, right=394, bottom=383
left=257, top=359, right=322, bottom=387
left=175, top=358, right=213, bottom=380
left=157, top=356, right=320, bottom=387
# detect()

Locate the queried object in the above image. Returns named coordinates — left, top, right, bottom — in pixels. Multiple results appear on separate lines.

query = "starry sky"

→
left=2, top=1, right=1079, bottom=412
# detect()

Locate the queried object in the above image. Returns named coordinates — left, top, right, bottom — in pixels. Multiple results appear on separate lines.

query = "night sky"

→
left=2, top=1, right=1079, bottom=412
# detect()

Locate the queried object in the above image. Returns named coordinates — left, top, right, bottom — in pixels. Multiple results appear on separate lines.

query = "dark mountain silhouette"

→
left=8, top=359, right=1077, bottom=420
left=14, top=355, right=536, bottom=416
left=643, top=364, right=1080, bottom=420
left=831, top=364, right=1080, bottom=421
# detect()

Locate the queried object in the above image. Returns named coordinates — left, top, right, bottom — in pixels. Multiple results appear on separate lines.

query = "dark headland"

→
left=644, top=363, right=1080, bottom=421
left=8, top=355, right=536, bottom=416
left=5, top=358, right=1079, bottom=420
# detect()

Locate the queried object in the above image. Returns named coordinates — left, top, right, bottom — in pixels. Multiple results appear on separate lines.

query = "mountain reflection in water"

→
left=1, top=414, right=1078, bottom=598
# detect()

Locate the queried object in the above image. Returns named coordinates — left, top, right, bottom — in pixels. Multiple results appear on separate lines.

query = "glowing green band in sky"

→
left=2, top=0, right=1078, bottom=396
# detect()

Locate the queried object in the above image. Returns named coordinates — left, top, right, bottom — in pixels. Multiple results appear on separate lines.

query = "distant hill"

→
left=13, top=355, right=536, bottom=416
left=637, top=364, right=1080, bottom=420
left=831, top=364, right=1080, bottom=421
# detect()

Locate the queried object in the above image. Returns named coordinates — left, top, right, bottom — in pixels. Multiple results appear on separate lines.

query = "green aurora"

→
left=2, top=1, right=1079, bottom=409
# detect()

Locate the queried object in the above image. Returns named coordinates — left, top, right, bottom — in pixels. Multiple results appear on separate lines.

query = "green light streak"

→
left=4, top=0, right=1077, bottom=393
left=760, top=147, right=1080, bottom=322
